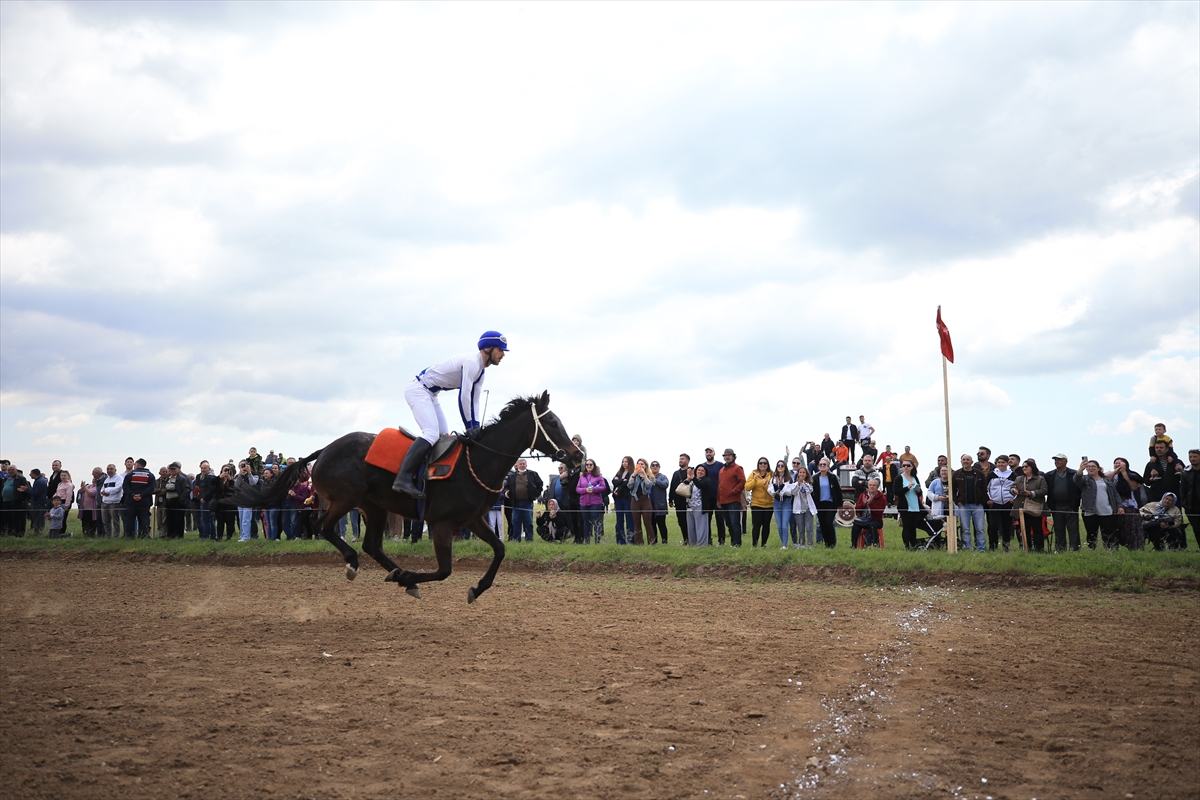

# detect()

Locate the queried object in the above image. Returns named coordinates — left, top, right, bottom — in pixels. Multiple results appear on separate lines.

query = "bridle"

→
left=463, top=401, right=575, bottom=494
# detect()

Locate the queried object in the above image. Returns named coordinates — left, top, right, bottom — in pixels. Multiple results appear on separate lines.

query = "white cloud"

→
left=1090, top=410, right=1194, bottom=436
left=15, top=413, right=91, bottom=431
left=884, top=379, right=1013, bottom=418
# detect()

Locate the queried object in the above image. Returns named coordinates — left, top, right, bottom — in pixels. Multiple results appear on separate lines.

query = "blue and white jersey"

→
left=415, top=351, right=487, bottom=428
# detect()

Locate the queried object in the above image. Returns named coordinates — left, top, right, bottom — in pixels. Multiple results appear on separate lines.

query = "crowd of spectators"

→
left=2, top=421, right=1196, bottom=553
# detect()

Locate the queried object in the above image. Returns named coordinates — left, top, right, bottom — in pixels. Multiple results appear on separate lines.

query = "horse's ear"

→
left=538, top=390, right=550, bottom=409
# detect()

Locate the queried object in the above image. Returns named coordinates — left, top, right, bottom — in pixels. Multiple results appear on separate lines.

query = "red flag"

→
left=936, top=306, right=954, bottom=363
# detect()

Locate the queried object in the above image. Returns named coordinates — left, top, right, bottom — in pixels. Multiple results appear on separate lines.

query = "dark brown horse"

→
left=238, top=392, right=581, bottom=603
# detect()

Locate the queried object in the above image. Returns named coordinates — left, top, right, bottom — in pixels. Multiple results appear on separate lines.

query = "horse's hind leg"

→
left=382, top=523, right=455, bottom=599
left=463, top=515, right=505, bottom=604
left=318, top=497, right=362, bottom=580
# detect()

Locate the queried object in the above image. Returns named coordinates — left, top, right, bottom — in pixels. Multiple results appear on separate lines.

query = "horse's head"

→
left=531, top=390, right=584, bottom=468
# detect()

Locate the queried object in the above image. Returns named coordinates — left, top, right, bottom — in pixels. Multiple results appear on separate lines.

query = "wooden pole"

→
left=1018, top=508, right=1029, bottom=552
left=942, top=354, right=957, bottom=553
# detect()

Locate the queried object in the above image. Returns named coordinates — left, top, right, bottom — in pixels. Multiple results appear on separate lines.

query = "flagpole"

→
left=942, top=352, right=957, bottom=553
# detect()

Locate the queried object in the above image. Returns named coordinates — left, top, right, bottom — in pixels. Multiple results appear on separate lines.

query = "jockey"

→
left=391, top=331, right=509, bottom=497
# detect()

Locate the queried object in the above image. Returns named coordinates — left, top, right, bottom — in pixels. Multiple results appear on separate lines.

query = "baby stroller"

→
left=920, top=513, right=947, bottom=550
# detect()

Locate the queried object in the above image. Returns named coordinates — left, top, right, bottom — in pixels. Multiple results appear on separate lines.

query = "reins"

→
left=461, top=401, right=572, bottom=495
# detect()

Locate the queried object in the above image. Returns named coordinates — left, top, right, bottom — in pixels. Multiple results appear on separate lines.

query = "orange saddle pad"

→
left=365, top=429, right=462, bottom=480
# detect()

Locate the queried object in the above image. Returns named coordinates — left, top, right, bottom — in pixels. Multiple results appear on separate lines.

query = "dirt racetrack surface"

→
left=2, top=558, right=1197, bottom=799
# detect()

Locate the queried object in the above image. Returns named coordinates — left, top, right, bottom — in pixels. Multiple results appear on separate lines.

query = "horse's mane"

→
left=463, top=395, right=540, bottom=440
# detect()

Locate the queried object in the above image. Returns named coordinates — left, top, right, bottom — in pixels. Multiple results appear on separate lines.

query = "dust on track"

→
left=1, top=560, right=1196, bottom=799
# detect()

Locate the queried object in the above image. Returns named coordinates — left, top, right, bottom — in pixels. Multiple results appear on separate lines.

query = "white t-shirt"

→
left=1092, top=478, right=1113, bottom=516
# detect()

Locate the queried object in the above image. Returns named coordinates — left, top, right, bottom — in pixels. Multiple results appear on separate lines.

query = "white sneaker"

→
left=780, top=545, right=788, bottom=550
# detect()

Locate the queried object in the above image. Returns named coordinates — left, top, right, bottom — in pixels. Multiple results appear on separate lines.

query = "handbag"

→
left=1024, top=498, right=1044, bottom=516
left=675, top=482, right=692, bottom=498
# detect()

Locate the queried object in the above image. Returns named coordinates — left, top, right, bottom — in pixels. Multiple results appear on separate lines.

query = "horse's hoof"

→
left=406, top=586, right=421, bottom=599
left=345, top=564, right=358, bottom=581
left=385, top=569, right=401, bottom=583
left=467, top=587, right=477, bottom=604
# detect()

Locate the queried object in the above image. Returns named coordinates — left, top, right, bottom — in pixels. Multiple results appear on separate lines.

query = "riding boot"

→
left=391, top=438, right=433, bottom=498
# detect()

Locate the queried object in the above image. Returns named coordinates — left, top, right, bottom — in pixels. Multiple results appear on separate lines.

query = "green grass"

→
left=5, top=510, right=1198, bottom=584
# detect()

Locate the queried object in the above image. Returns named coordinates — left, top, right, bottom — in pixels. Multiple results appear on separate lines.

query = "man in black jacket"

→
left=668, top=454, right=691, bottom=543
left=1144, top=441, right=1183, bottom=503
left=122, top=458, right=156, bottom=539
left=953, top=455, right=988, bottom=552
left=194, top=461, right=220, bottom=540
left=840, top=417, right=859, bottom=464
left=503, top=459, right=543, bottom=543
left=1043, top=454, right=1082, bottom=552
left=1180, top=449, right=1200, bottom=550
left=162, top=463, right=192, bottom=539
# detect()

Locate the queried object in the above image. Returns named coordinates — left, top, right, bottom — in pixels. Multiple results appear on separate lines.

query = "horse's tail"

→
left=232, top=448, right=325, bottom=507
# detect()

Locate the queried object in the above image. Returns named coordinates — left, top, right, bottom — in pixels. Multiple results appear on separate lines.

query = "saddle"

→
left=365, top=427, right=463, bottom=480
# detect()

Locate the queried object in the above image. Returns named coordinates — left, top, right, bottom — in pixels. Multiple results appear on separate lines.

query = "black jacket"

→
left=951, top=467, right=988, bottom=506
left=503, top=470, right=544, bottom=502
left=683, top=477, right=716, bottom=512
left=840, top=424, right=859, bottom=444
left=1143, top=456, right=1182, bottom=501
left=1180, top=468, right=1200, bottom=512
left=812, top=472, right=842, bottom=508
left=194, top=472, right=220, bottom=503
left=668, top=468, right=690, bottom=508
left=1042, top=468, right=1082, bottom=512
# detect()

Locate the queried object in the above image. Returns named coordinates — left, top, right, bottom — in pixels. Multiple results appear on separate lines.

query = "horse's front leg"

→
left=463, top=515, right=505, bottom=604
left=384, top=523, right=454, bottom=599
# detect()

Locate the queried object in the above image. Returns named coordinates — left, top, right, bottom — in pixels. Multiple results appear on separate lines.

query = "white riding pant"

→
left=404, top=380, right=447, bottom=445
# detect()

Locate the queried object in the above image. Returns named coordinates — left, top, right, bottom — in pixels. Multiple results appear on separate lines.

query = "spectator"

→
left=194, top=461, right=218, bottom=540
left=683, top=465, right=715, bottom=546
left=536, top=499, right=564, bottom=542
left=832, top=440, right=850, bottom=468
left=668, top=454, right=691, bottom=541
left=234, top=461, right=259, bottom=541
left=626, top=458, right=656, bottom=546
left=901, top=446, right=919, bottom=469
left=879, top=447, right=898, bottom=504
left=46, top=495, right=68, bottom=539
left=699, top=448, right=725, bottom=544
left=79, top=468, right=102, bottom=537
left=560, top=462, right=583, bottom=544
left=283, top=471, right=311, bottom=540
left=153, top=467, right=170, bottom=536
left=984, top=455, right=1016, bottom=551
left=895, top=459, right=924, bottom=550
left=927, top=466, right=949, bottom=517
left=1147, top=422, right=1176, bottom=459
left=858, top=416, right=874, bottom=447
left=770, top=459, right=792, bottom=548
left=576, top=459, right=607, bottom=545
left=648, top=460, right=670, bottom=545
left=1140, top=492, right=1184, bottom=551
left=53, top=469, right=75, bottom=519
left=802, top=441, right=822, bottom=476
left=853, top=478, right=887, bottom=548
left=27, top=469, right=48, bottom=535
left=486, top=493, right=504, bottom=542
left=953, top=454, right=987, bottom=553
left=812, top=457, right=841, bottom=548
left=840, top=417, right=859, bottom=464
left=610, top=456, right=635, bottom=545
left=1109, top=457, right=1145, bottom=550
left=975, top=446, right=992, bottom=471
left=851, top=454, right=883, bottom=496
left=1180, top=450, right=1200, bottom=549
left=213, top=464, right=239, bottom=540
left=2, top=465, right=30, bottom=536
left=246, top=447, right=264, bottom=477
left=820, top=434, right=835, bottom=461
left=162, top=463, right=192, bottom=539
left=46, top=460, right=65, bottom=512
left=503, top=458, right=542, bottom=543
left=781, top=465, right=816, bottom=548
left=717, top=449, right=746, bottom=547
left=1012, top=459, right=1048, bottom=552
left=264, top=450, right=278, bottom=468
left=1044, top=454, right=1082, bottom=552
left=744, top=457, right=774, bottom=548
left=261, top=466, right=283, bottom=540
left=96, top=465, right=122, bottom=542
left=122, top=458, right=155, bottom=538
left=1143, top=440, right=1183, bottom=502
left=1075, top=459, right=1122, bottom=549
left=925, top=456, right=948, bottom=488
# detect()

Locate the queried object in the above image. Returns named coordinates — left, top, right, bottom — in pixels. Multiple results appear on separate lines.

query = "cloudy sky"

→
left=2, top=0, right=1197, bottom=481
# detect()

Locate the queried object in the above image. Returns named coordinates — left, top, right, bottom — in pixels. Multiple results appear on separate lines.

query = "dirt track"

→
left=2, top=558, right=1197, bottom=799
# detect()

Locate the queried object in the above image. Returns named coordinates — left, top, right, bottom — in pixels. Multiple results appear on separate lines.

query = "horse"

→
left=237, top=391, right=582, bottom=604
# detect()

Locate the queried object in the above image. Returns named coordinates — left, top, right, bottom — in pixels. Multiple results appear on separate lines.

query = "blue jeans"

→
left=198, top=503, right=215, bottom=540
left=613, top=497, right=632, bottom=544
left=957, top=504, right=986, bottom=551
left=237, top=507, right=255, bottom=540
left=792, top=511, right=815, bottom=547
left=720, top=503, right=744, bottom=546
left=580, top=507, right=604, bottom=544
left=265, top=508, right=281, bottom=540
left=511, top=501, right=534, bottom=542
left=773, top=500, right=791, bottom=546
left=336, top=509, right=360, bottom=539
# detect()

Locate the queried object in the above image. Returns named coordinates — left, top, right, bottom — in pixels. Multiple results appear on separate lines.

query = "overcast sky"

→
left=2, top=0, right=1197, bottom=482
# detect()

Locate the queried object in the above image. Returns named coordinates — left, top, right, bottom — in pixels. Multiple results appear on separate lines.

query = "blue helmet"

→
left=478, top=330, right=508, bottom=352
